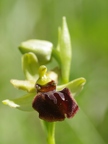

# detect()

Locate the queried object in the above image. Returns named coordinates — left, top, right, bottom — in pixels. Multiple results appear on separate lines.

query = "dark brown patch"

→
left=35, top=80, right=56, bottom=93
left=32, top=81, right=79, bottom=122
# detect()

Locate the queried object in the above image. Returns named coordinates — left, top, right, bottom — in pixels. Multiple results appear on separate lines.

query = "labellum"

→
left=32, top=80, right=79, bottom=122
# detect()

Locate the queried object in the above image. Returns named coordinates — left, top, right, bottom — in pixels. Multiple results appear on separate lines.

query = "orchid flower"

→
left=2, top=17, right=86, bottom=144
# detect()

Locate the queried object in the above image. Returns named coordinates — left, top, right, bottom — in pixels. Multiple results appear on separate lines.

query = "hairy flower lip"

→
left=32, top=81, right=79, bottom=122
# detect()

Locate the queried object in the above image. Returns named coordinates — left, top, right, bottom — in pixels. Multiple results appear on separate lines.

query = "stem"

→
left=47, top=122, right=55, bottom=144
left=42, top=121, right=55, bottom=144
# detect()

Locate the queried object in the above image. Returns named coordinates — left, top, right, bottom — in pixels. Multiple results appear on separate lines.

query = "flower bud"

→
left=19, top=39, right=53, bottom=64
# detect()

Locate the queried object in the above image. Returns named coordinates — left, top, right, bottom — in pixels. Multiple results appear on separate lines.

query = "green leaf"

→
left=59, top=17, right=72, bottom=83
left=10, top=79, right=35, bottom=93
left=19, top=39, right=53, bottom=64
left=22, top=52, right=39, bottom=80
left=2, top=93, right=36, bottom=111
left=57, top=77, right=86, bottom=96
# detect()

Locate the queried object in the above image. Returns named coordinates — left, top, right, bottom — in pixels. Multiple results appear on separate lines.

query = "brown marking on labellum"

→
left=32, top=81, right=79, bottom=122
left=35, top=80, right=56, bottom=93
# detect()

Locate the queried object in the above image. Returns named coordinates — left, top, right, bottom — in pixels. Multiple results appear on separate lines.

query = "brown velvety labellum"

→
left=32, top=81, right=79, bottom=122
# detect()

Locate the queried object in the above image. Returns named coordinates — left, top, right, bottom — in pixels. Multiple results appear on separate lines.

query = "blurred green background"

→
left=0, top=0, right=108, bottom=144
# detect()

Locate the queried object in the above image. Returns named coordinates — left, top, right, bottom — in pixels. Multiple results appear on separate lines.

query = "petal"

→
left=10, top=79, right=35, bottom=93
left=47, top=70, right=58, bottom=83
left=2, top=93, right=35, bottom=111
left=57, top=77, right=86, bottom=97
left=32, top=88, right=79, bottom=122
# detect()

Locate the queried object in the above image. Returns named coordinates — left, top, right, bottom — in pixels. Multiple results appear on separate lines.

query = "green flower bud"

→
left=52, top=17, right=72, bottom=84
left=19, top=39, right=53, bottom=64
left=59, top=17, right=72, bottom=83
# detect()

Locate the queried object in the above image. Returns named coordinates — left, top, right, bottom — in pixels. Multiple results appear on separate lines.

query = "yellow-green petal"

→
left=57, top=77, right=86, bottom=97
left=10, top=79, right=35, bottom=93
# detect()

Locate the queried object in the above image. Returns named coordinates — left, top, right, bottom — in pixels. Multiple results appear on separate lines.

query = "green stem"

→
left=47, top=122, right=55, bottom=144
left=42, top=121, right=55, bottom=144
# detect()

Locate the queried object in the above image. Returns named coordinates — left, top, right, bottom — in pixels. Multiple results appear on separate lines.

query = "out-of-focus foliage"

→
left=0, top=0, right=108, bottom=144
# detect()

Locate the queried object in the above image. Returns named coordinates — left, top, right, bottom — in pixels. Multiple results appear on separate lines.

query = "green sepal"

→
left=10, top=79, right=36, bottom=93
left=2, top=93, right=36, bottom=111
left=22, top=52, right=39, bottom=81
left=57, top=77, right=86, bottom=97
left=19, top=39, right=53, bottom=64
